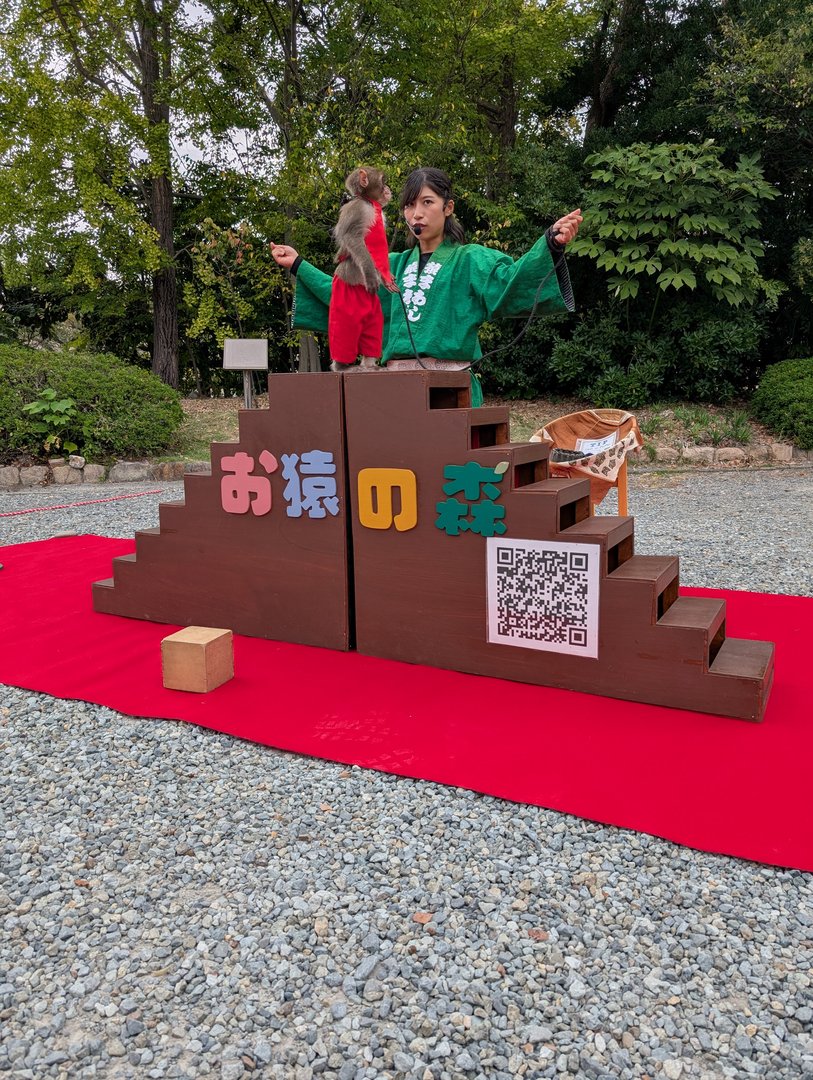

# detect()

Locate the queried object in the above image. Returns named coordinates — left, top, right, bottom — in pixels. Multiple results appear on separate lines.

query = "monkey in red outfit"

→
left=328, top=167, right=397, bottom=371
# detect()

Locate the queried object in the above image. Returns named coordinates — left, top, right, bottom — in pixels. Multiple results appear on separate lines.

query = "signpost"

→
left=223, top=339, right=269, bottom=409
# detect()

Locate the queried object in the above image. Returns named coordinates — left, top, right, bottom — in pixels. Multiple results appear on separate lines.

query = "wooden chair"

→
left=530, top=408, right=643, bottom=515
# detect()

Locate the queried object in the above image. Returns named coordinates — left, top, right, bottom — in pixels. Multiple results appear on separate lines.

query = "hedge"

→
left=0, top=344, right=184, bottom=461
left=750, top=357, right=813, bottom=451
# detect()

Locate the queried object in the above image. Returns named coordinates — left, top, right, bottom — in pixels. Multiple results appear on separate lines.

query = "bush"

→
left=750, top=357, right=813, bottom=449
left=0, top=344, right=184, bottom=461
left=514, top=301, right=764, bottom=407
left=668, top=307, right=764, bottom=401
left=477, top=313, right=570, bottom=398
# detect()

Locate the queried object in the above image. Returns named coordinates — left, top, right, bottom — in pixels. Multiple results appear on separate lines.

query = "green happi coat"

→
left=291, top=237, right=574, bottom=405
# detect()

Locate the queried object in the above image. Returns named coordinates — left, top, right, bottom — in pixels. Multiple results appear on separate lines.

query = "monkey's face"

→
left=347, top=167, right=390, bottom=206
left=363, top=169, right=390, bottom=205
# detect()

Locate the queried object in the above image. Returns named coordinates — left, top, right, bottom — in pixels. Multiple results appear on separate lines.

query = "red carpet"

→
left=2, top=535, right=811, bottom=871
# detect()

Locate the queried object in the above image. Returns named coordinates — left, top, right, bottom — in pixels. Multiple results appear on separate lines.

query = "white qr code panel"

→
left=486, top=538, right=600, bottom=657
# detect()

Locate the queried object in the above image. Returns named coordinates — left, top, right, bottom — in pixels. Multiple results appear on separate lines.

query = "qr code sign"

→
left=486, top=538, right=600, bottom=657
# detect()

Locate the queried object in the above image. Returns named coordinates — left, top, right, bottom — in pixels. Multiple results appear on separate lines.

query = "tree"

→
left=695, top=0, right=813, bottom=358
left=0, top=0, right=182, bottom=384
left=546, top=0, right=719, bottom=147
left=570, top=140, right=781, bottom=320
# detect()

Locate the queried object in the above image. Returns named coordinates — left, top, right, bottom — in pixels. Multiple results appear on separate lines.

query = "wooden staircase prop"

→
left=93, top=370, right=774, bottom=721
left=94, top=374, right=350, bottom=651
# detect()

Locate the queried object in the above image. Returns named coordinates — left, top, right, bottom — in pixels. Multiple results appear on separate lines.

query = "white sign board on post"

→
left=223, top=339, right=269, bottom=408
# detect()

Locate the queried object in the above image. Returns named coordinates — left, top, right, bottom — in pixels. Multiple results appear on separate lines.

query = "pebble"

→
left=1, top=473, right=812, bottom=1079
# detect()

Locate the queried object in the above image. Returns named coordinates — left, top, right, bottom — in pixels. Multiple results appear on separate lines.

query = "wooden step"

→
left=468, top=407, right=509, bottom=448
left=158, top=500, right=186, bottom=532
left=561, top=515, right=635, bottom=574
left=510, top=477, right=591, bottom=532
left=656, top=595, right=726, bottom=667
left=658, top=595, right=726, bottom=639
left=182, top=473, right=214, bottom=509
left=428, top=378, right=472, bottom=410
left=91, top=577, right=116, bottom=614
left=476, top=442, right=552, bottom=487
left=477, top=442, right=552, bottom=465
left=710, top=637, right=775, bottom=681
left=607, top=554, right=680, bottom=621
left=133, top=527, right=166, bottom=564
left=108, top=552, right=139, bottom=588
left=516, top=476, right=589, bottom=498
left=608, top=554, right=677, bottom=588
left=705, top=638, right=775, bottom=722
left=209, top=442, right=243, bottom=471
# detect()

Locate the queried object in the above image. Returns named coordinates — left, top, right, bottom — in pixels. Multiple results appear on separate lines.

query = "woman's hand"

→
left=550, top=209, right=583, bottom=246
left=270, top=243, right=299, bottom=269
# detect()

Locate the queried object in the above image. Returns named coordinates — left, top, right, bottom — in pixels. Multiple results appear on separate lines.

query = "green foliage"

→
left=0, top=0, right=185, bottom=382
left=21, top=388, right=81, bottom=453
left=184, top=218, right=291, bottom=356
left=792, top=238, right=813, bottom=300
left=479, top=289, right=764, bottom=407
left=570, top=141, right=780, bottom=311
left=517, top=302, right=764, bottom=407
left=521, top=311, right=674, bottom=408
left=669, top=311, right=764, bottom=401
left=2, top=0, right=812, bottom=386
left=669, top=405, right=753, bottom=446
left=699, top=5, right=813, bottom=148
left=0, top=345, right=183, bottom=461
left=477, top=313, right=570, bottom=398
left=690, top=1, right=813, bottom=362
left=750, top=357, right=813, bottom=450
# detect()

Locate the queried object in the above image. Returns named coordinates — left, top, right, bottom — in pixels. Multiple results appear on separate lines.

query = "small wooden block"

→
left=161, top=626, right=234, bottom=693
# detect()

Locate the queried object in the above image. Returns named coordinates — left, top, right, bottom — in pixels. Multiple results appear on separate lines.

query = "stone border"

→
left=0, top=443, right=808, bottom=491
left=0, top=456, right=211, bottom=490
left=642, top=442, right=807, bottom=467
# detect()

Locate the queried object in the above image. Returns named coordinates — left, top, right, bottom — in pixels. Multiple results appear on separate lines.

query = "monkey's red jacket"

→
left=329, top=200, right=394, bottom=364
left=335, top=199, right=392, bottom=285
left=292, top=236, right=574, bottom=404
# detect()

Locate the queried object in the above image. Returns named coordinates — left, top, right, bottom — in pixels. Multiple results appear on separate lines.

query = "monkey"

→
left=328, top=167, right=397, bottom=373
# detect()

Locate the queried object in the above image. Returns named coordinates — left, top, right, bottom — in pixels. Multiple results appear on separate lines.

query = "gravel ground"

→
left=1, top=469, right=812, bottom=1080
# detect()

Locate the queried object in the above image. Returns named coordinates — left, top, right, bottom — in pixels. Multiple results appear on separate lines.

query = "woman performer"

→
left=271, top=167, right=581, bottom=406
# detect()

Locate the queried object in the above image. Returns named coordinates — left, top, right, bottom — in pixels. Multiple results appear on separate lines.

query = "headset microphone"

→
left=410, top=223, right=423, bottom=236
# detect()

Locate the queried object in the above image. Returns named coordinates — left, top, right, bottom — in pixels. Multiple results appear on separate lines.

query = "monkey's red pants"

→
left=328, top=279, right=383, bottom=365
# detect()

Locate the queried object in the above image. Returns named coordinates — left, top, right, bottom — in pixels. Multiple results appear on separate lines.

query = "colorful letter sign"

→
left=358, top=469, right=418, bottom=531
left=220, top=450, right=278, bottom=516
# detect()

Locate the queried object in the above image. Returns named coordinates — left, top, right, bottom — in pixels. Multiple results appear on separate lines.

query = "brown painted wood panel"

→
left=343, top=369, right=774, bottom=720
left=93, top=373, right=350, bottom=650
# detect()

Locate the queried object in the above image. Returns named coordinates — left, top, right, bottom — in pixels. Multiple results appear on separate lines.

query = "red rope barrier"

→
left=0, top=490, right=164, bottom=518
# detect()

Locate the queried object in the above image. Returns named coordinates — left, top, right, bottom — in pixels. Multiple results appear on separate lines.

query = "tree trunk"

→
left=152, top=279, right=178, bottom=388
left=140, top=0, right=179, bottom=387
left=298, top=333, right=321, bottom=372
left=479, top=64, right=518, bottom=200
left=584, top=0, right=644, bottom=139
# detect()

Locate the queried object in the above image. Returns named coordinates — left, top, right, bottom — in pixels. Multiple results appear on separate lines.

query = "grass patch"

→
left=167, top=396, right=257, bottom=460
left=169, top=393, right=769, bottom=463
left=636, top=404, right=755, bottom=448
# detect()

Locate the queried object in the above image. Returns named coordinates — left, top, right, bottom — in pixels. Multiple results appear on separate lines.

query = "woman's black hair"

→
left=399, top=167, right=466, bottom=246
